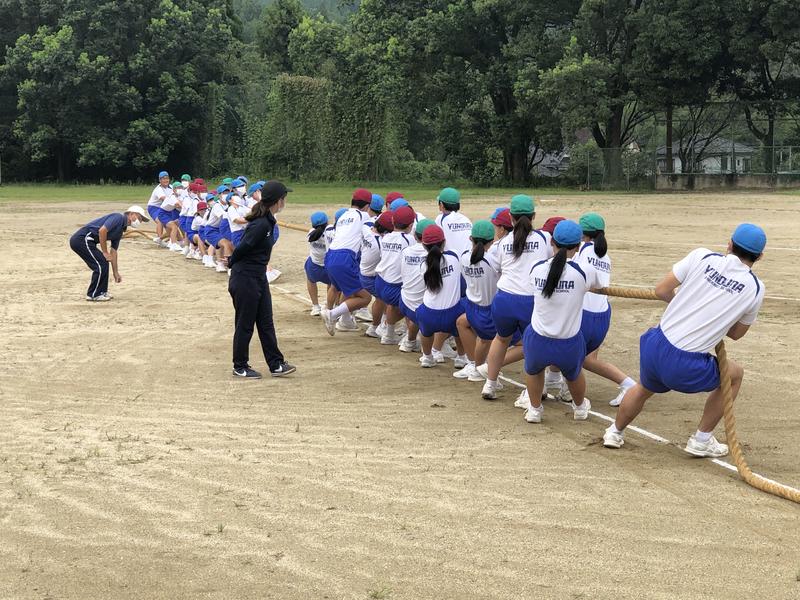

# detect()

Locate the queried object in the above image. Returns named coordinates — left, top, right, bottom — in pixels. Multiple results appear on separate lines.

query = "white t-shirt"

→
left=206, top=203, right=226, bottom=228
left=191, top=214, right=205, bottom=231
left=577, top=242, right=611, bottom=313
left=400, top=243, right=428, bottom=310
left=360, top=223, right=382, bottom=276
left=329, top=208, right=369, bottom=252
left=422, top=251, right=463, bottom=310
left=245, top=196, right=258, bottom=209
left=160, top=189, right=179, bottom=211
left=147, top=184, right=169, bottom=207
left=376, top=231, right=413, bottom=284
left=180, top=194, right=195, bottom=217
left=308, top=228, right=328, bottom=266
left=496, top=229, right=553, bottom=295
left=324, top=226, right=336, bottom=248
left=227, top=204, right=249, bottom=232
left=460, top=245, right=500, bottom=306
left=660, top=249, right=765, bottom=353
left=435, top=211, right=473, bottom=257
left=531, top=258, right=600, bottom=339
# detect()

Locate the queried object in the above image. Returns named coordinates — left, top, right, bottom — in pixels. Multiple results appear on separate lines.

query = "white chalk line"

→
left=272, top=283, right=800, bottom=495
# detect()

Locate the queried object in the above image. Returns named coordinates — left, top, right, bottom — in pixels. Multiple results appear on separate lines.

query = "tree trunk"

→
left=505, top=143, right=531, bottom=184
left=57, top=145, right=66, bottom=182
left=601, top=106, right=625, bottom=186
left=764, top=114, right=775, bottom=173
left=665, top=104, right=674, bottom=174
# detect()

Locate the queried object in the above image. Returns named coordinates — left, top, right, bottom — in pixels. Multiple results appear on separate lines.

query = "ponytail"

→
left=586, top=230, right=607, bottom=258
left=423, top=242, right=445, bottom=292
left=542, top=248, right=568, bottom=299
left=470, top=238, right=492, bottom=265
left=308, top=224, right=326, bottom=243
left=512, top=214, right=533, bottom=258
left=375, top=221, right=392, bottom=235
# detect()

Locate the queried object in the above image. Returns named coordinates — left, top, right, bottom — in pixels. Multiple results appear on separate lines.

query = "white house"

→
left=656, top=137, right=755, bottom=174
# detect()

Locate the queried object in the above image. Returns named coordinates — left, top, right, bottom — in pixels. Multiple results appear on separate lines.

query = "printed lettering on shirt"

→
left=502, top=241, right=540, bottom=253
left=533, top=277, right=575, bottom=293
left=703, top=265, right=746, bottom=294
left=447, top=222, right=472, bottom=231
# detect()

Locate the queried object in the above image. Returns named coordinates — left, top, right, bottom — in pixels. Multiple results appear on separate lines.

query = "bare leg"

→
left=326, top=285, right=338, bottom=310
left=307, top=280, right=319, bottom=305
left=386, top=305, right=404, bottom=326
left=614, top=384, right=656, bottom=430
left=697, top=360, right=743, bottom=432
left=503, top=345, right=525, bottom=366
left=456, top=314, right=477, bottom=361
left=486, top=335, right=512, bottom=379
left=343, top=290, right=371, bottom=312
left=527, top=371, right=546, bottom=408
left=565, top=372, right=587, bottom=408
left=406, top=319, right=419, bottom=342
left=583, top=349, right=628, bottom=385
left=432, top=332, right=449, bottom=353
left=454, top=337, right=464, bottom=355
left=421, top=335, right=434, bottom=355
left=371, top=298, right=386, bottom=326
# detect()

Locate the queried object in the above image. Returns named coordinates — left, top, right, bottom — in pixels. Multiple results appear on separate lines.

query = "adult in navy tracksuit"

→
left=69, top=206, right=149, bottom=301
left=227, top=181, right=296, bottom=379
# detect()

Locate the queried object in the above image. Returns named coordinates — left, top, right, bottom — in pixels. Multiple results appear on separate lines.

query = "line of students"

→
left=304, top=187, right=768, bottom=459
left=145, top=171, right=282, bottom=282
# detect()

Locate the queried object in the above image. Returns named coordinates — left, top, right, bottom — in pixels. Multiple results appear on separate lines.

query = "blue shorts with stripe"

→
left=524, top=327, right=586, bottom=382
left=639, top=327, right=720, bottom=394
left=325, top=249, right=363, bottom=297
left=491, top=290, right=534, bottom=338
left=305, top=257, right=331, bottom=285
left=416, top=301, right=465, bottom=338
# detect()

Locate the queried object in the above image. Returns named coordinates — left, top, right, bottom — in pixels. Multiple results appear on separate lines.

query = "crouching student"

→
left=305, top=211, right=332, bottom=316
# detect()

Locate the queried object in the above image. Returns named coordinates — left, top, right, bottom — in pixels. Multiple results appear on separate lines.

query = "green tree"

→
left=257, top=0, right=305, bottom=73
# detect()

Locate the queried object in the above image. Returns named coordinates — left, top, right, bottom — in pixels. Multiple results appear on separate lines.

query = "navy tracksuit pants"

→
left=70, top=230, right=109, bottom=298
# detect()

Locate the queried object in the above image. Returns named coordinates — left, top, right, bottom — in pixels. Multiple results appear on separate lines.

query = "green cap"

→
left=579, top=212, right=605, bottom=233
left=415, top=218, right=436, bottom=236
left=437, top=187, right=461, bottom=205
left=171, top=181, right=181, bottom=188
left=471, top=220, right=495, bottom=241
left=222, top=177, right=233, bottom=185
left=510, top=194, right=534, bottom=215
left=181, top=173, right=191, bottom=181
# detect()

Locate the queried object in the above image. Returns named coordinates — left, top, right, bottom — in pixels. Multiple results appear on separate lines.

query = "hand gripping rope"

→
left=597, top=286, right=800, bottom=504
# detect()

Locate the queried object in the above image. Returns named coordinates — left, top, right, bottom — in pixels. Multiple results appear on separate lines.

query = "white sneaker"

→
left=475, top=363, right=503, bottom=381
left=554, top=380, right=573, bottom=403
left=603, top=426, right=625, bottom=448
left=453, top=355, right=469, bottom=369
left=181, top=245, right=190, bottom=256
left=152, top=236, right=161, bottom=245
left=380, top=331, right=400, bottom=345
left=320, top=308, right=336, bottom=336
left=354, top=307, right=372, bottom=322
left=468, top=368, right=486, bottom=382
left=267, top=268, right=281, bottom=283
left=439, top=344, right=458, bottom=360
left=310, top=305, right=321, bottom=317
left=192, top=250, right=203, bottom=261
left=571, top=399, right=591, bottom=421
left=432, top=350, right=446, bottom=363
left=336, top=319, right=360, bottom=332
left=399, top=339, right=420, bottom=353
left=481, top=381, right=497, bottom=400
left=88, top=293, right=112, bottom=302
left=216, top=261, right=228, bottom=273
left=609, top=384, right=634, bottom=407
left=684, top=435, right=728, bottom=458
left=376, top=323, right=387, bottom=338
left=514, top=389, right=531, bottom=409
left=365, top=325, right=380, bottom=338
left=420, top=354, right=436, bottom=368
left=203, top=256, right=215, bottom=268
left=453, top=363, right=477, bottom=379
left=169, top=242, right=181, bottom=252
left=524, top=404, right=544, bottom=423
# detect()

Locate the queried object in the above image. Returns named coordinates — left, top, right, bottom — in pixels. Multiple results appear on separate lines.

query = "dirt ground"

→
left=1, top=192, right=798, bottom=600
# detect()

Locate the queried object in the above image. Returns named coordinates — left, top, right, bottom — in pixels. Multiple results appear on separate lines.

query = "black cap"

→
left=262, top=180, right=292, bottom=203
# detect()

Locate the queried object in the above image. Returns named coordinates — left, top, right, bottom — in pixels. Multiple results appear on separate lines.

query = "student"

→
left=374, top=206, right=416, bottom=344
left=481, top=194, right=552, bottom=400
left=69, top=206, right=149, bottom=301
left=603, top=224, right=767, bottom=458
left=179, top=182, right=198, bottom=257
left=147, top=171, right=171, bottom=244
left=491, top=208, right=513, bottom=241
left=204, top=192, right=234, bottom=273
left=399, top=218, right=435, bottom=352
left=228, top=187, right=250, bottom=248
left=305, top=211, right=332, bottom=316
left=455, top=220, right=501, bottom=381
left=541, top=216, right=566, bottom=236
left=434, top=187, right=473, bottom=257
left=358, top=194, right=386, bottom=330
left=157, top=182, right=183, bottom=251
left=190, top=199, right=209, bottom=261
left=390, top=197, right=426, bottom=229
left=321, top=189, right=375, bottom=336
left=416, top=225, right=467, bottom=368
left=575, top=213, right=636, bottom=406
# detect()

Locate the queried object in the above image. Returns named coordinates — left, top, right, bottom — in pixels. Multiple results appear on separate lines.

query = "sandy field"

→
left=1, top=192, right=798, bottom=599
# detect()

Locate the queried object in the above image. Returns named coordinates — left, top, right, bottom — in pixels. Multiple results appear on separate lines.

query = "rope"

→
left=277, top=220, right=310, bottom=234
left=597, top=285, right=800, bottom=504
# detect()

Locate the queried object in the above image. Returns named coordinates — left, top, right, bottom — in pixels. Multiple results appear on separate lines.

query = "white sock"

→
left=312, top=304, right=320, bottom=309
left=330, top=303, right=350, bottom=320
left=609, top=424, right=624, bottom=435
left=486, top=379, right=497, bottom=387
left=386, top=323, right=396, bottom=334
left=694, top=430, right=713, bottom=443
left=457, top=354, right=467, bottom=361
left=621, top=377, right=636, bottom=389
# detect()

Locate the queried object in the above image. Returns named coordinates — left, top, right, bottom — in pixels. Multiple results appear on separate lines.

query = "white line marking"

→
left=272, top=283, right=800, bottom=494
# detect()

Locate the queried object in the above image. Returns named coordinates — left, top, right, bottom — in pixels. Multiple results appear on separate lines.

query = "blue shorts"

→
left=205, top=227, right=222, bottom=248
left=416, top=302, right=465, bottom=338
left=399, top=298, right=418, bottom=324
left=580, top=306, right=612, bottom=354
left=178, top=216, right=189, bottom=233
left=491, top=290, right=534, bottom=338
left=325, top=249, right=363, bottom=297
left=524, top=327, right=586, bottom=382
left=305, top=257, right=331, bottom=285
left=147, top=205, right=161, bottom=221
left=231, top=229, right=244, bottom=247
left=465, top=299, right=497, bottom=341
left=220, top=219, right=232, bottom=241
left=639, top=327, right=720, bottom=394
left=188, top=230, right=198, bottom=242
left=360, top=274, right=377, bottom=295
left=158, top=208, right=178, bottom=224
left=375, top=276, right=402, bottom=307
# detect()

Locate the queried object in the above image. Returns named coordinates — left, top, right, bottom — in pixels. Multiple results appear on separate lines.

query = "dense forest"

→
left=1, top=0, right=798, bottom=185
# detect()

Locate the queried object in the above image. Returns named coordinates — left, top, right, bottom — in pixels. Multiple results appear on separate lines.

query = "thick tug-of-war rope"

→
left=597, top=286, right=800, bottom=504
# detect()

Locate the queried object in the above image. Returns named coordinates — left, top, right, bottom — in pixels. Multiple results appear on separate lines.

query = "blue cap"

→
left=370, top=194, right=385, bottom=211
left=237, top=176, right=249, bottom=186
left=248, top=181, right=264, bottom=196
left=310, top=211, right=329, bottom=227
left=390, top=198, right=409, bottom=209
left=216, top=185, right=228, bottom=195
left=206, top=191, right=217, bottom=200
left=158, top=171, right=169, bottom=178
left=732, top=223, right=766, bottom=255
left=553, top=220, right=583, bottom=246
left=231, top=178, right=245, bottom=188
left=334, top=208, right=348, bottom=222
left=491, top=206, right=507, bottom=220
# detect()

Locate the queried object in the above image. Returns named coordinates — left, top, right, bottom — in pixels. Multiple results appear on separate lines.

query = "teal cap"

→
left=415, top=218, right=436, bottom=236
left=579, top=212, right=605, bottom=233
left=437, top=187, right=461, bottom=205
left=510, top=194, right=534, bottom=215
left=471, top=220, right=495, bottom=241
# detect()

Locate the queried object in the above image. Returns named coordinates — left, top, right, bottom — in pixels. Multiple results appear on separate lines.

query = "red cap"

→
left=188, top=182, right=198, bottom=193
left=376, top=211, right=394, bottom=231
left=386, top=191, right=404, bottom=204
left=353, top=188, right=372, bottom=203
left=491, top=208, right=512, bottom=229
left=194, top=178, right=205, bottom=185
left=422, top=224, right=445, bottom=245
left=197, top=201, right=208, bottom=211
left=392, top=206, right=415, bottom=227
left=542, top=216, right=566, bottom=235
left=197, top=185, right=208, bottom=194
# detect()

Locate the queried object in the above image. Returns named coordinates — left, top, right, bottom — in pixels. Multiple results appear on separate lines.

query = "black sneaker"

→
left=270, top=362, right=296, bottom=377
left=232, top=366, right=262, bottom=379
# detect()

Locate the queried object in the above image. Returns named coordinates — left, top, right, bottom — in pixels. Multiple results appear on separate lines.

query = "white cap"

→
left=126, top=205, right=150, bottom=222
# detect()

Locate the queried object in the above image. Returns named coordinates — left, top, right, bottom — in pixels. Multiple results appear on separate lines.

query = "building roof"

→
left=656, top=136, right=755, bottom=157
